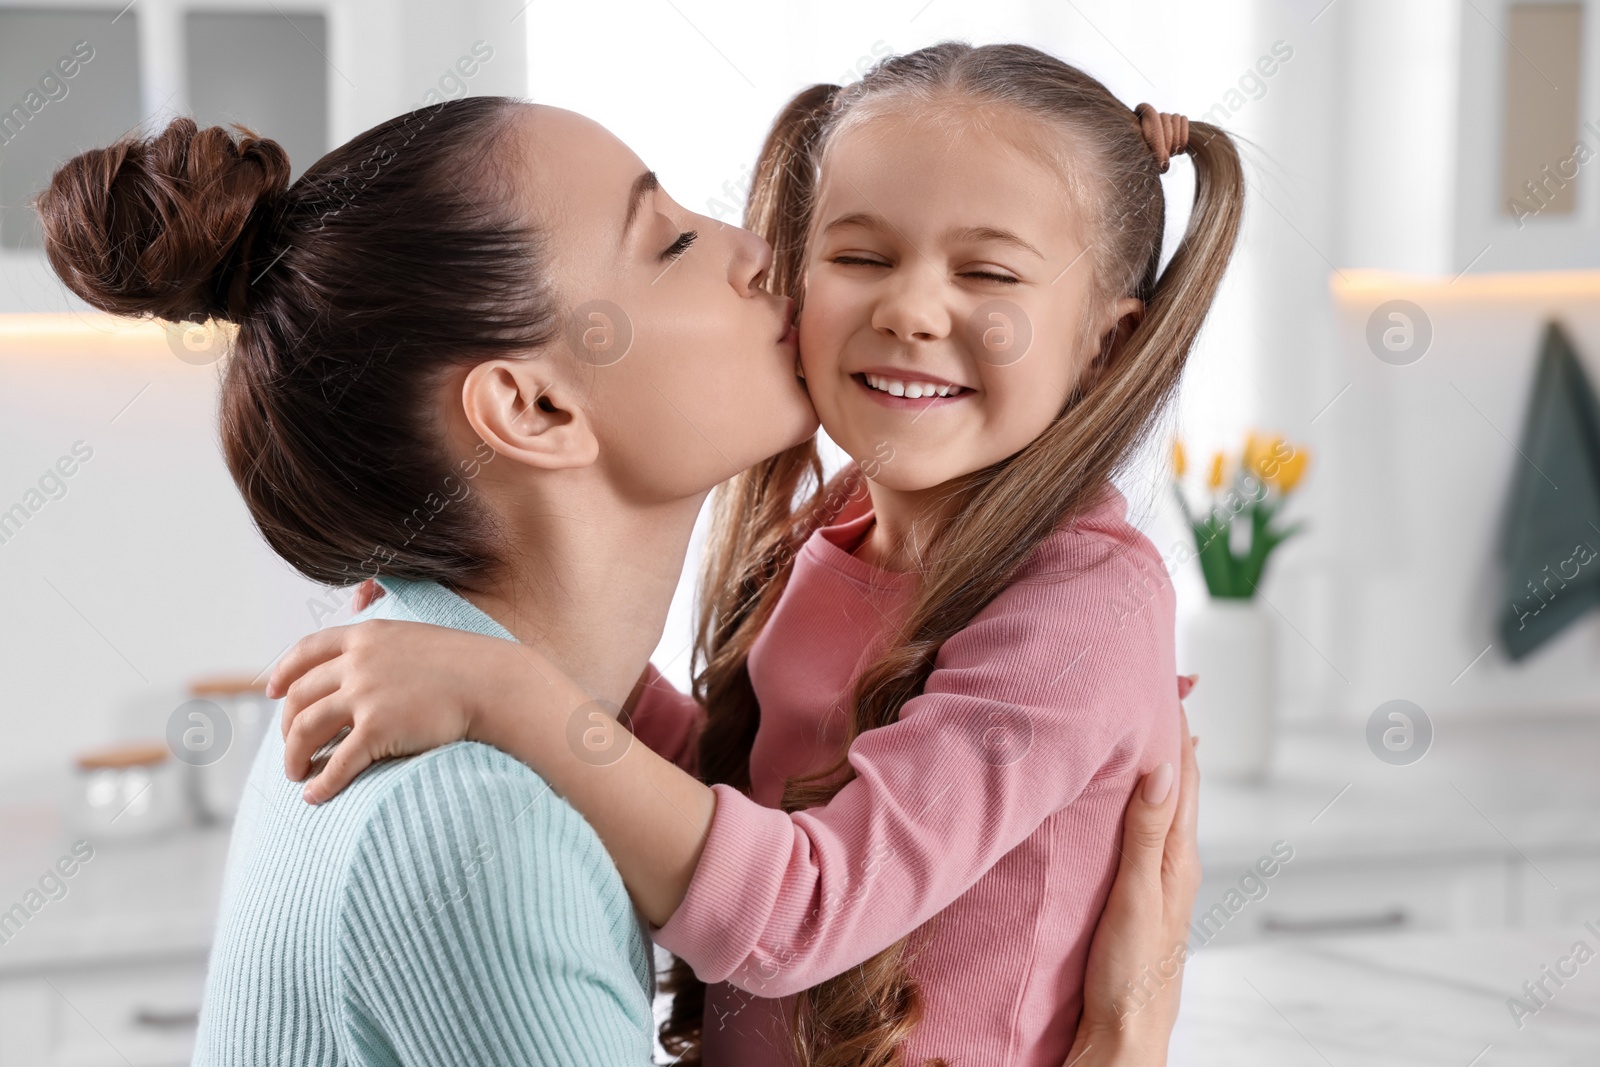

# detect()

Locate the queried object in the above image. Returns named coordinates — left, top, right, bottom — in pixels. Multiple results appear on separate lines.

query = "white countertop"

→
left=1174, top=931, right=1600, bottom=1065
left=0, top=797, right=228, bottom=976
left=1182, top=712, right=1600, bottom=1060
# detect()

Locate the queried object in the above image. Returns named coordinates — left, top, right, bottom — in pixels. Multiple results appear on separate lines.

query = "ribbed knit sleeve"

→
left=652, top=527, right=1181, bottom=999
left=336, top=742, right=655, bottom=1066
left=627, top=663, right=704, bottom=774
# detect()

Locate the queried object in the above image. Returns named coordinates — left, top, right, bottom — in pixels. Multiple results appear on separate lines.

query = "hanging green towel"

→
left=1499, top=321, right=1600, bottom=660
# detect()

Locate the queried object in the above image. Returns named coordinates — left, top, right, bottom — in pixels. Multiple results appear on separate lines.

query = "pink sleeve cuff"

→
left=652, top=783, right=798, bottom=991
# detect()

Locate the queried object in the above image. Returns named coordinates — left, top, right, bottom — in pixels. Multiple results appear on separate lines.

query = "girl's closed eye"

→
left=830, top=253, right=1018, bottom=283
left=831, top=253, right=889, bottom=268
left=662, top=229, right=698, bottom=260
left=960, top=266, right=1021, bottom=284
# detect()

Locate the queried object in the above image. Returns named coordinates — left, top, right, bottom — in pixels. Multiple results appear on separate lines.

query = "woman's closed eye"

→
left=662, top=229, right=698, bottom=260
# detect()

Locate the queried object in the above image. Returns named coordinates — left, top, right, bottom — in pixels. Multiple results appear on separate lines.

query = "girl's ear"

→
left=1084, top=297, right=1146, bottom=389
left=460, top=358, right=599, bottom=472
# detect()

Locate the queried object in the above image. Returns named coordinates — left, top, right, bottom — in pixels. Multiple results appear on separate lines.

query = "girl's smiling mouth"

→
left=852, top=367, right=972, bottom=407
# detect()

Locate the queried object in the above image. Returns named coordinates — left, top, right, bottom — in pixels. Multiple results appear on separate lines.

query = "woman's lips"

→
left=779, top=298, right=798, bottom=344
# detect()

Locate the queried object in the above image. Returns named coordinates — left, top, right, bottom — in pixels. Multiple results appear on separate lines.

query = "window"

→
left=0, top=9, right=141, bottom=249
left=186, top=11, right=329, bottom=182
left=0, top=5, right=331, bottom=254
left=1500, top=2, right=1584, bottom=220
left=1455, top=0, right=1600, bottom=271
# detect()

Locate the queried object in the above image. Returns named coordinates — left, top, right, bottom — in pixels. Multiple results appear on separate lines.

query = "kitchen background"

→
left=1, top=0, right=1599, bottom=1063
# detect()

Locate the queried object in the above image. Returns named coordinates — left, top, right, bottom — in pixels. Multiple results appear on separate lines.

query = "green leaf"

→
left=1181, top=489, right=1307, bottom=600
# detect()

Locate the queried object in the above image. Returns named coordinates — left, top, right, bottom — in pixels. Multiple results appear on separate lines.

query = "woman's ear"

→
left=461, top=358, right=599, bottom=472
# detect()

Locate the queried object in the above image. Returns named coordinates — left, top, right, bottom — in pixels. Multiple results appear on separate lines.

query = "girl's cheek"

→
left=800, top=283, right=864, bottom=363
left=797, top=297, right=848, bottom=375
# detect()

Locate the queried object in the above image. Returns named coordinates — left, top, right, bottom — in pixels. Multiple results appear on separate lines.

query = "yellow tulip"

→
left=1172, top=440, right=1188, bottom=478
left=1269, top=448, right=1309, bottom=494
left=1243, top=431, right=1286, bottom=482
left=1242, top=432, right=1266, bottom=477
left=1207, top=451, right=1226, bottom=489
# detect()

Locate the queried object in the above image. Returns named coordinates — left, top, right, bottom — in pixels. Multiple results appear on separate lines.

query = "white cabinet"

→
left=1192, top=850, right=1600, bottom=949
left=1517, top=852, right=1600, bottom=929
left=0, top=827, right=226, bottom=1067
left=1192, top=856, right=1513, bottom=949
left=0, top=957, right=206, bottom=1067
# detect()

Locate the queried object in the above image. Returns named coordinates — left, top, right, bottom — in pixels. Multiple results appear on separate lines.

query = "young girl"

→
left=273, top=42, right=1241, bottom=1066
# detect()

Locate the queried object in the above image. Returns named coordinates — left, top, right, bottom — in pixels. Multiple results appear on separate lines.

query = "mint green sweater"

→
left=193, top=577, right=655, bottom=1066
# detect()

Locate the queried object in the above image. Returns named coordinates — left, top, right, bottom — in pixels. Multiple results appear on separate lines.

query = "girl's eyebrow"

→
left=820, top=212, right=1044, bottom=260
left=948, top=225, right=1045, bottom=260
left=821, top=211, right=883, bottom=235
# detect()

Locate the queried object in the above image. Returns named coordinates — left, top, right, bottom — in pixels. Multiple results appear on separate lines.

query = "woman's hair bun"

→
left=38, top=116, right=291, bottom=324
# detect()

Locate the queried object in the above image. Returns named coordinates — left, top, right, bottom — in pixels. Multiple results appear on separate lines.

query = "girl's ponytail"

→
left=1121, top=118, right=1245, bottom=394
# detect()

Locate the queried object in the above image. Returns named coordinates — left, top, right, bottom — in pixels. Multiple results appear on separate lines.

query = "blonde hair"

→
left=660, top=41, right=1243, bottom=1066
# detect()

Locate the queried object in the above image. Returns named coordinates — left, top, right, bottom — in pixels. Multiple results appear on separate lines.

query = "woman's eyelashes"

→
left=662, top=229, right=699, bottom=260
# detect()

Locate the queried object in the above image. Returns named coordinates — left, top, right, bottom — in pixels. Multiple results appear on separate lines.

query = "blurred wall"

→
left=0, top=0, right=1595, bottom=786
left=0, top=0, right=533, bottom=784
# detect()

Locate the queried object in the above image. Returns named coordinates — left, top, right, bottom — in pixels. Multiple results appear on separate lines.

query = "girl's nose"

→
left=872, top=270, right=951, bottom=341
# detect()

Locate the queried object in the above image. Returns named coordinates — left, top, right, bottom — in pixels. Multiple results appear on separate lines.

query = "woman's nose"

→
left=732, top=226, right=775, bottom=296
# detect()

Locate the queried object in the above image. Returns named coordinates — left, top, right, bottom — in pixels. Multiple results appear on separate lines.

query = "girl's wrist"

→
left=466, top=641, right=563, bottom=750
left=468, top=640, right=605, bottom=778
left=1067, top=1021, right=1169, bottom=1067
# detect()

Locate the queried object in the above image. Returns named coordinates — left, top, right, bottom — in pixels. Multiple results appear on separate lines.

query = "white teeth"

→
left=863, top=373, right=962, bottom=399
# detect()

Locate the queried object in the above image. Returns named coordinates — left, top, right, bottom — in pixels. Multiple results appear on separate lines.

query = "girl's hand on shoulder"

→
left=267, top=617, right=529, bottom=804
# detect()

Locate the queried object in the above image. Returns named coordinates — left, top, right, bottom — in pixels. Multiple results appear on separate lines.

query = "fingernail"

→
left=1185, top=674, right=1199, bottom=685
left=1142, top=762, right=1174, bottom=804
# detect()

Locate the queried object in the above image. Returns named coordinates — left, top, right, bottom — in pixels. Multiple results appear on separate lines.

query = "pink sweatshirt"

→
left=633, top=482, right=1181, bottom=1066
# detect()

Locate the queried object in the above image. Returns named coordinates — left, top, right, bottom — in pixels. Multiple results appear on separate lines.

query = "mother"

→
left=40, top=96, right=1199, bottom=1065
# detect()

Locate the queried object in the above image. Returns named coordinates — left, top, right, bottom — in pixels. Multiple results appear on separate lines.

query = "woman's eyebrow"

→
left=622, top=170, right=660, bottom=238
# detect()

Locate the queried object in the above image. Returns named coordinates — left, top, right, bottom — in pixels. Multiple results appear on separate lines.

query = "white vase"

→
left=1177, top=598, right=1276, bottom=782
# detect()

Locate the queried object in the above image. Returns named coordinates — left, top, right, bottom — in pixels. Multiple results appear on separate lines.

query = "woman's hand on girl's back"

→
left=1063, top=705, right=1201, bottom=1067
left=267, top=617, right=533, bottom=803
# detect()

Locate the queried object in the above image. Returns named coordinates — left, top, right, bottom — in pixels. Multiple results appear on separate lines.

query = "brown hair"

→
left=661, top=42, right=1243, bottom=1066
left=37, top=98, right=556, bottom=590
